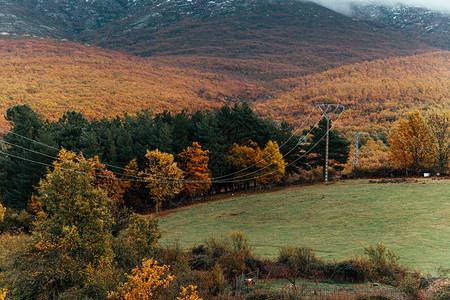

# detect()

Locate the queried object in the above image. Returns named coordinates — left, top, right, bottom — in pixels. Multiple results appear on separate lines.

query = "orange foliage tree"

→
left=178, top=142, right=211, bottom=198
left=389, top=111, right=435, bottom=174
left=177, top=285, right=202, bottom=300
left=87, top=156, right=125, bottom=204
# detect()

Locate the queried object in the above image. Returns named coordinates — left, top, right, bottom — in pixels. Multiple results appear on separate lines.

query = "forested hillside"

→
left=255, top=52, right=450, bottom=127
left=0, top=38, right=448, bottom=130
left=0, top=38, right=264, bottom=128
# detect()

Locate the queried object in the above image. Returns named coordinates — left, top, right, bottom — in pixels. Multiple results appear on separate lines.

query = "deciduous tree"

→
left=227, top=142, right=262, bottom=188
left=258, top=140, right=286, bottom=185
left=178, top=142, right=211, bottom=197
left=389, top=111, right=435, bottom=173
left=142, top=149, right=184, bottom=213
left=10, top=149, right=115, bottom=298
left=426, top=109, right=450, bottom=173
left=108, top=258, right=174, bottom=300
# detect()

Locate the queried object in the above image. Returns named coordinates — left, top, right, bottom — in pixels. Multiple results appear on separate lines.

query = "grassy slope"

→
left=158, top=179, right=450, bottom=274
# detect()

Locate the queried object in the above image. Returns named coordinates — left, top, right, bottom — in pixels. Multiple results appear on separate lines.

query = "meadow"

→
left=159, top=179, right=450, bottom=274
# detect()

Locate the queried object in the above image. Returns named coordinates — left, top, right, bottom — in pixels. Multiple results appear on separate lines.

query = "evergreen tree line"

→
left=0, top=104, right=350, bottom=211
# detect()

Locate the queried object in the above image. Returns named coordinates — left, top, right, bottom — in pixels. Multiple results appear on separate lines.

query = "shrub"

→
left=331, top=260, right=369, bottom=283
left=0, top=208, right=34, bottom=234
left=192, top=232, right=255, bottom=281
left=210, top=263, right=226, bottom=296
left=154, top=244, right=190, bottom=274
left=399, top=271, right=427, bottom=299
left=356, top=296, right=395, bottom=300
left=114, top=214, right=160, bottom=271
left=177, top=285, right=202, bottom=300
left=363, top=244, right=404, bottom=284
left=278, top=246, right=323, bottom=285
left=433, top=285, right=450, bottom=300
left=120, top=214, right=160, bottom=257
left=0, top=289, right=7, bottom=300
left=83, top=257, right=123, bottom=299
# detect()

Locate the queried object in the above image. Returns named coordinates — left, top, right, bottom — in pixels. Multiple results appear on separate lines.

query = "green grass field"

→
left=158, top=179, right=450, bottom=274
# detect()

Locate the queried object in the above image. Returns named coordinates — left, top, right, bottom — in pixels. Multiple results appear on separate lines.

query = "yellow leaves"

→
left=177, top=285, right=202, bottom=300
left=107, top=259, right=203, bottom=300
left=142, top=149, right=184, bottom=212
left=0, top=288, right=7, bottom=300
left=122, top=158, right=140, bottom=191
left=389, top=111, right=435, bottom=171
left=227, top=142, right=262, bottom=180
left=227, top=140, right=286, bottom=184
left=108, top=258, right=174, bottom=300
left=258, top=141, right=286, bottom=185
left=0, top=203, right=5, bottom=223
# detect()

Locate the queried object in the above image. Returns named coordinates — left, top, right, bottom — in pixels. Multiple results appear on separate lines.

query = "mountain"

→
left=0, top=0, right=444, bottom=80
left=0, top=0, right=448, bottom=131
left=0, top=37, right=448, bottom=131
left=0, top=37, right=265, bottom=129
left=349, top=3, right=449, bottom=49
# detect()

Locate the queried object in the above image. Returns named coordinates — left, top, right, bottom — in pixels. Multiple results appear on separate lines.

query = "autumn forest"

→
left=0, top=0, right=449, bottom=298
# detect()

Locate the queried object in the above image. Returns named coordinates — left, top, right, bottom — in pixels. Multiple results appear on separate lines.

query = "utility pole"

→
left=317, top=104, right=345, bottom=184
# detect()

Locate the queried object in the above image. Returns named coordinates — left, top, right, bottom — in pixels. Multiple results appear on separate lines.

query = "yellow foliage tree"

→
left=177, top=285, right=202, bottom=300
left=426, top=109, right=450, bottom=173
left=0, top=289, right=7, bottom=300
left=227, top=142, right=262, bottom=188
left=178, top=142, right=211, bottom=198
left=258, top=141, right=286, bottom=185
left=344, top=139, right=391, bottom=173
left=389, top=111, right=435, bottom=174
left=142, top=149, right=184, bottom=213
left=108, top=258, right=174, bottom=300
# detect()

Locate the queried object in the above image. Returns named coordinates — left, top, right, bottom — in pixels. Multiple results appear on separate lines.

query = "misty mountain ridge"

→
left=0, top=0, right=448, bottom=43
left=349, top=2, right=449, bottom=48
left=0, top=0, right=447, bottom=80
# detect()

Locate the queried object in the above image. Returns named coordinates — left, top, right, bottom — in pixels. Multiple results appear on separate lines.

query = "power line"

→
left=0, top=109, right=345, bottom=185
left=0, top=111, right=323, bottom=184
left=0, top=109, right=318, bottom=183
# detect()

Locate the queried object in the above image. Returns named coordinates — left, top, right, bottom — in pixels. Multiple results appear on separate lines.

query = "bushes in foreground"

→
left=0, top=227, right=442, bottom=299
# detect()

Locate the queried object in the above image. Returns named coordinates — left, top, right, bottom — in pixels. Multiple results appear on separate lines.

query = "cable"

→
left=0, top=109, right=344, bottom=185
left=221, top=108, right=345, bottom=184
left=0, top=112, right=321, bottom=184
left=210, top=107, right=316, bottom=180
left=0, top=108, right=317, bottom=183
left=214, top=106, right=339, bottom=182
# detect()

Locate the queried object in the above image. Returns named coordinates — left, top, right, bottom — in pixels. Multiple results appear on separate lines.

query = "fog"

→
left=306, top=0, right=450, bottom=15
